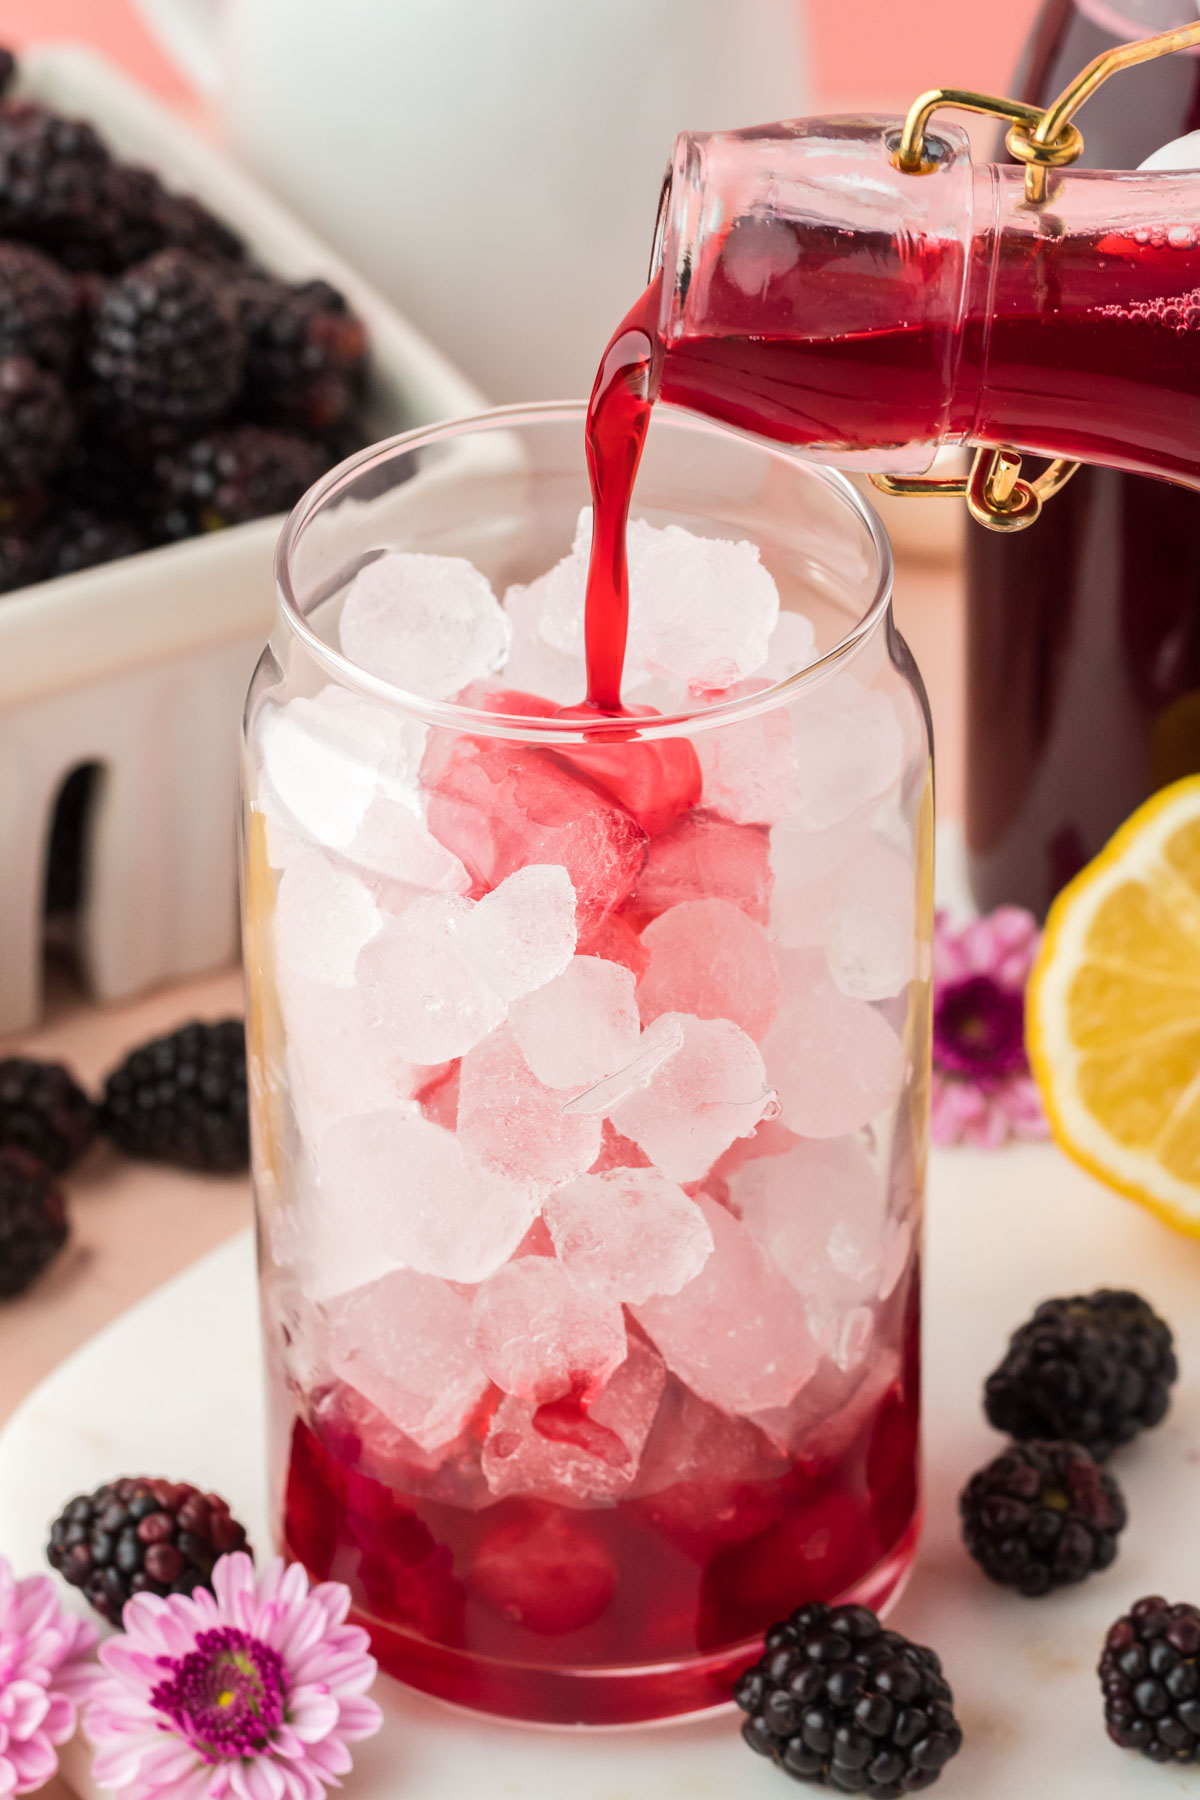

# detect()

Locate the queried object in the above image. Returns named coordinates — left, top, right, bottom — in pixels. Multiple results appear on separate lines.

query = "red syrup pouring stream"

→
left=555, top=271, right=702, bottom=841
left=579, top=273, right=663, bottom=717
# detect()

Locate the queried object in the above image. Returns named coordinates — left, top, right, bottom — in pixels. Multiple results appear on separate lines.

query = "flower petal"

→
left=1, top=1681, right=49, bottom=1741
left=212, top=1553, right=260, bottom=1626
left=4, top=1731, right=56, bottom=1793
left=336, top=1695, right=383, bottom=1742
left=303, top=1732, right=353, bottom=1778
left=232, top=1756, right=287, bottom=1800
left=285, top=1685, right=339, bottom=1744
left=38, top=1691, right=75, bottom=1747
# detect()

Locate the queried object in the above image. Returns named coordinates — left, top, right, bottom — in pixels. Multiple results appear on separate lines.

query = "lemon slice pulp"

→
left=1026, top=775, right=1200, bottom=1234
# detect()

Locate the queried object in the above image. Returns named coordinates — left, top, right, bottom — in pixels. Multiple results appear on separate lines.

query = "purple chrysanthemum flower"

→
left=84, top=1552, right=382, bottom=1800
left=0, top=1554, right=100, bottom=1795
left=931, top=906, right=1049, bottom=1149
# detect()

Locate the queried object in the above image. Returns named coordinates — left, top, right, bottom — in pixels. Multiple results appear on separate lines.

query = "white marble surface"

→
left=2, top=1136, right=1200, bottom=1799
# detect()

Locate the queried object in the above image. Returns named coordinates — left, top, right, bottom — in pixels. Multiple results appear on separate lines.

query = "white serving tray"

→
left=0, top=46, right=484, bottom=1035
left=1, top=1134, right=1199, bottom=1800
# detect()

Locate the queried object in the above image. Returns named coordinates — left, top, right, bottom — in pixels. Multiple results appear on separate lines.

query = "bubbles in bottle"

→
left=1097, top=285, right=1200, bottom=334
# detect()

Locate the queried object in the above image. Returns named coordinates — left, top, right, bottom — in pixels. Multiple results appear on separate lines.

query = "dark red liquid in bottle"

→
left=649, top=203, right=1200, bottom=483
left=967, top=0, right=1200, bottom=918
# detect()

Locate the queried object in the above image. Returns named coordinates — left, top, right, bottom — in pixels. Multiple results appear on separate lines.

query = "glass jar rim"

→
left=273, top=400, right=895, bottom=744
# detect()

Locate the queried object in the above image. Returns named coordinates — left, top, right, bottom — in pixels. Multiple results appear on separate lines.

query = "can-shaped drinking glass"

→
left=241, top=402, right=932, bottom=1727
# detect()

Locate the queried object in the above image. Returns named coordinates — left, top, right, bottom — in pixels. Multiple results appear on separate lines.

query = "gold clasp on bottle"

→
left=872, top=18, right=1200, bottom=531
left=873, top=449, right=1079, bottom=531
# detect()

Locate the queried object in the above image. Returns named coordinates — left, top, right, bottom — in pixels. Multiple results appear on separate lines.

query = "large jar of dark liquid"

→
left=966, top=0, right=1200, bottom=918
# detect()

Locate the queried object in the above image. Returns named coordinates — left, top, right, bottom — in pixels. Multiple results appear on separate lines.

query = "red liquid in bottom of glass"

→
left=281, top=1280, right=920, bottom=1725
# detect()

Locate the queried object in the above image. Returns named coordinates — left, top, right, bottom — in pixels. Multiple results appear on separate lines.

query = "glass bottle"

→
left=647, top=114, right=1200, bottom=485
left=966, top=0, right=1200, bottom=918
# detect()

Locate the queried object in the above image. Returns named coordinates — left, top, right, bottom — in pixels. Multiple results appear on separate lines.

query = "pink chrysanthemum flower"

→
left=84, top=1553, right=382, bottom=1800
left=0, top=1554, right=100, bottom=1795
left=931, top=905, right=1050, bottom=1149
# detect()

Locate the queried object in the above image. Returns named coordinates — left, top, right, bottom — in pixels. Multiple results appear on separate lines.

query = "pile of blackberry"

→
left=729, top=1289, right=1187, bottom=1789
left=956, top=1288, right=1176, bottom=1600
left=0, top=1021, right=248, bottom=1299
left=0, top=47, right=368, bottom=593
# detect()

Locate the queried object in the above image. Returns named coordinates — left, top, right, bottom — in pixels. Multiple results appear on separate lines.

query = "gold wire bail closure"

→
left=871, top=17, right=1200, bottom=531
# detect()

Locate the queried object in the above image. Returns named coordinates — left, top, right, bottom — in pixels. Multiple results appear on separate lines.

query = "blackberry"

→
left=155, top=190, right=244, bottom=266
left=0, top=243, right=76, bottom=368
left=0, top=354, right=75, bottom=491
left=1099, top=1597, right=1200, bottom=1763
left=0, top=100, right=111, bottom=249
left=98, top=162, right=168, bottom=271
left=735, top=1602, right=963, bottom=1795
left=960, top=1439, right=1126, bottom=1596
left=235, top=273, right=366, bottom=430
left=0, top=1056, right=97, bottom=1172
left=100, top=164, right=245, bottom=272
left=101, top=1018, right=249, bottom=1173
left=47, top=1476, right=250, bottom=1624
left=56, top=424, right=148, bottom=518
left=88, top=249, right=245, bottom=434
left=984, top=1289, right=1177, bottom=1460
left=153, top=424, right=326, bottom=537
left=0, top=1147, right=68, bottom=1297
left=68, top=267, right=107, bottom=325
left=47, top=505, right=145, bottom=577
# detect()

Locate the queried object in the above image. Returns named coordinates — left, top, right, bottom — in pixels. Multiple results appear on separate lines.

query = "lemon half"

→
left=1026, top=775, right=1200, bottom=1235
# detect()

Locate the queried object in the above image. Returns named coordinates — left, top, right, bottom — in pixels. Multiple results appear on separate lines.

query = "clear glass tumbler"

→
left=241, top=403, right=933, bottom=1727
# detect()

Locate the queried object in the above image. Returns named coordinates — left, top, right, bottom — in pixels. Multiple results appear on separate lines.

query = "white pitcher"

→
left=132, top=0, right=811, bottom=401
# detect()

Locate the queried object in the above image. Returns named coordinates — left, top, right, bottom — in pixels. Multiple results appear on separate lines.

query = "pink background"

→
left=0, top=0, right=1047, bottom=110
left=810, top=0, right=1045, bottom=107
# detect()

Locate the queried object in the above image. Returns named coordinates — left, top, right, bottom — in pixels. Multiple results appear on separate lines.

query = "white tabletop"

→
left=2, top=1131, right=1198, bottom=1799
left=4, top=826, right=1196, bottom=1797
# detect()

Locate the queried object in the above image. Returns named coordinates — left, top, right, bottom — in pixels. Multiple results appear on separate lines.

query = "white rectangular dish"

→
left=0, top=45, right=484, bottom=1036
